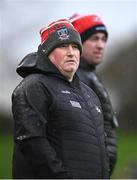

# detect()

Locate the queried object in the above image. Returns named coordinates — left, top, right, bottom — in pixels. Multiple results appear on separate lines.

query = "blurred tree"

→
left=99, top=39, right=137, bottom=132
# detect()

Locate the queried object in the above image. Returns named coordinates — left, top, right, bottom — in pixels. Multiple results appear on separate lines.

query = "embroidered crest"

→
left=57, top=28, right=70, bottom=40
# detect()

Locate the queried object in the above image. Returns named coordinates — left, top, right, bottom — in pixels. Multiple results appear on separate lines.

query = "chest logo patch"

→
left=70, top=100, right=81, bottom=109
left=61, top=90, right=71, bottom=94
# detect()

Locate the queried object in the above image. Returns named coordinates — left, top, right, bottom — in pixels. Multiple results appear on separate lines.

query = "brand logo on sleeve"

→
left=95, top=105, right=101, bottom=113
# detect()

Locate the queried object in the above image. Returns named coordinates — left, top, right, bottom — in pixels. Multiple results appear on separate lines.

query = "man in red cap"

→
left=12, top=19, right=110, bottom=179
left=70, top=14, right=119, bottom=176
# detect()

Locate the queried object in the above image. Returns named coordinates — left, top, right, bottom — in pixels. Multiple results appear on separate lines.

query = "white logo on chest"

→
left=61, top=90, right=71, bottom=94
left=70, top=100, right=81, bottom=108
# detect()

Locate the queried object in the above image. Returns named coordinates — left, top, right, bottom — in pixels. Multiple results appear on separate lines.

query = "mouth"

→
left=94, top=51, right=103, bottom=56
left=66, top=60, right=76, bottom=64
left=94, top=52, right=103, bottom=58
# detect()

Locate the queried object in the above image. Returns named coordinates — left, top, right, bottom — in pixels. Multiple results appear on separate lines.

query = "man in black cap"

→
left=70, top=14, right=119, bottom=176
left=12, top=19, right=110, bottom=179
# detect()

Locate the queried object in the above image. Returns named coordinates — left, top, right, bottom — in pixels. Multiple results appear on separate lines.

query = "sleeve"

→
left=100, top=95, right=118, bottom=175
left=88, top=73, right=118, bottom=176
left=101, top=95, right=118, bottom=175
left=12, top=78, right=71, bottom=178
left=105, top=124, right=118, bottom=175
left=102, top=100, right=118, bottom=176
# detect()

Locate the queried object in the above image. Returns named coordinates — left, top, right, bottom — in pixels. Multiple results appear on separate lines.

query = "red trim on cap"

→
left=70, top=14, right=105, bottom=34
left=40, top=19, right=75, bottom=44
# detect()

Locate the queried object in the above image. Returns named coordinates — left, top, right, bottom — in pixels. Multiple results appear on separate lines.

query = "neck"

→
left=65, top=73, right=74, bottom=82
left=80, top=57, right=96, bottom=70
left=68, top=77, right=73, bottom=82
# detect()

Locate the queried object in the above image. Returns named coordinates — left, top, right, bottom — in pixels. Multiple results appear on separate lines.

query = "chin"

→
left=68, top=68, right=76, bottom=73
left=68, top=65, right=78, bottom=71
left=94, top=58, right=102, bottom=64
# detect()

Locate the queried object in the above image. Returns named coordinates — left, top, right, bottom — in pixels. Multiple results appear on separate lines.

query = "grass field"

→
left=0, top=134, right=13, bottom=179
left=112, top=131, right=137, bottom=179
left=0, top=132, right=137, bottom=179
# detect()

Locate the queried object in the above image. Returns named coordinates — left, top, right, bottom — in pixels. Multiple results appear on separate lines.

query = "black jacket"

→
left=77, top=59, right=118, bottom=175
left=12, top=52, right=109, bottom=179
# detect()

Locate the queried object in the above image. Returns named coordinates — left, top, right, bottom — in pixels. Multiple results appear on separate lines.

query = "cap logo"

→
left=57, top=28, right=70, bottom=41
left=95, top=26, right=106, bottom=31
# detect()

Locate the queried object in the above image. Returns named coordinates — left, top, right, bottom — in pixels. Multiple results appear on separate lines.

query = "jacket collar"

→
left=79, top=57, right=96, bottom=71
left=16, top=52, right=79, bottom=84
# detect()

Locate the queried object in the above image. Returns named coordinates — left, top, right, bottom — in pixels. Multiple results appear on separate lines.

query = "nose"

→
left=67, top=45, right=74, bottom=55
left=97, top=40, right=106, bottom=49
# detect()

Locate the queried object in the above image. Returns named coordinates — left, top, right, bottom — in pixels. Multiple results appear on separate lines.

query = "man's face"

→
left=48, top=43, right=80, bottom=81
left=82, top=32, right=107, bottom=66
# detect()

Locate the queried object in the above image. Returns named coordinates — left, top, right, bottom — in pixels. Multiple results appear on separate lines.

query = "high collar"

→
left=16, top=52, right=78, bottom=84
left=79, top=57, right=96, bottom=71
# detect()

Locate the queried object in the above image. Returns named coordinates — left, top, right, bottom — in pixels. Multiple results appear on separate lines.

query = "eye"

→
left=60, top=44, right=68, bottom=48
left=91, top=36, right=98, bottom=41
left=72, top=44, right=79, bottom=49
left=103, top=36, right=107, bottom=42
